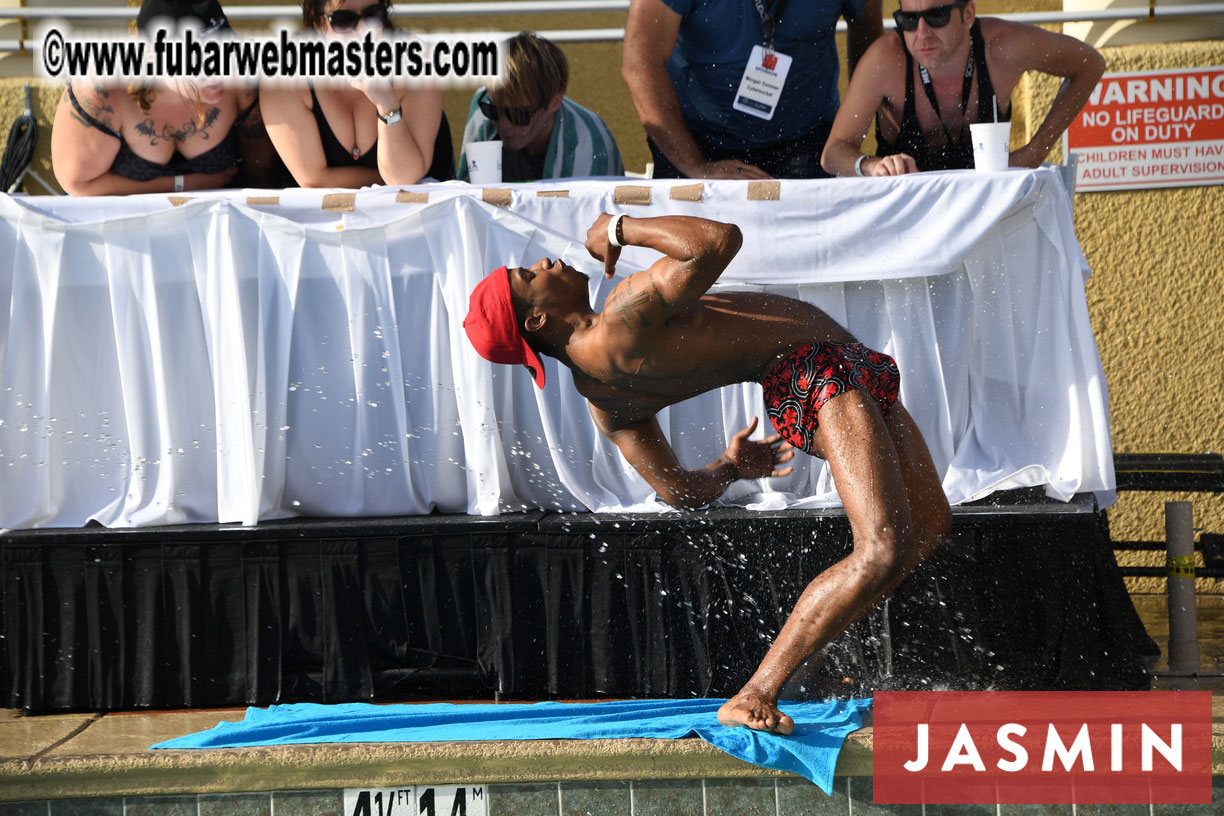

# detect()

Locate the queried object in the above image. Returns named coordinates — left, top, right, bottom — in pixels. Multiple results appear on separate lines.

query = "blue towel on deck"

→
left=152, top=697, right=871, bottom=793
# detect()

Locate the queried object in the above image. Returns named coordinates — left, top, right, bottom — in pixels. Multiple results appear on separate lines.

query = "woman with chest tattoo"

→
left=51, top=0, right=278, bottom=195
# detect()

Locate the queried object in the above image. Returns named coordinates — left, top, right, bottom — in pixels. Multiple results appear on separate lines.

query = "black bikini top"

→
left=306, top=86, right=456, bottom=180
left=310, top=86, right=379, bottom=170
left=66, top=81, right=255, bottom=182
left=875, top=20, right=1011, bottom=172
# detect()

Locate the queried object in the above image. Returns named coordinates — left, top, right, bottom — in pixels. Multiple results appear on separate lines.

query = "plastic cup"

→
left=969, top=122, right=1011, bottom=172
left=466, top=140, right=503, bottom=184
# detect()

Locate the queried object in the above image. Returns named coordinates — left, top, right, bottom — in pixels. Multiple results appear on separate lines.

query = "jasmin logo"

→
left=872, top=691, right=1212, bottom=804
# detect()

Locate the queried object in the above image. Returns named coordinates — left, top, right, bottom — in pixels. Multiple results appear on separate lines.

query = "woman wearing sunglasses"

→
left=821, top=0, right=1104, bottom=176
left=261, top=0, right=453, bottom=187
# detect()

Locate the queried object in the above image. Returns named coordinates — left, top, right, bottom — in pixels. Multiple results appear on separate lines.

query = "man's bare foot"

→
left=717, top=691, right=795, bottom=735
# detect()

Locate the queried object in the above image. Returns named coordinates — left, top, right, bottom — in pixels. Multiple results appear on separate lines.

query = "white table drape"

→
left=0, top=168, right=1113, bottom=528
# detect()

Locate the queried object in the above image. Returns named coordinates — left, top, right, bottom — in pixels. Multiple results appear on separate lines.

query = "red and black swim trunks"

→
left=762, top=341, right=900, bottom=456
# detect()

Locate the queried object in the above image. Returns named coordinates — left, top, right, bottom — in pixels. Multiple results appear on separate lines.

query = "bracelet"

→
left=173, top=175, right=185, bottom=193
left=853, top=154, right=868, bottom=177
left=607, top=213, right=626, bottom=248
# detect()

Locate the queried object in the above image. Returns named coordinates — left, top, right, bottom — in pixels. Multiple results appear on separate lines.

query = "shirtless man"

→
left=821, top=0, right=1104, bottom=175
left=463, top=213, right=951, bottom=733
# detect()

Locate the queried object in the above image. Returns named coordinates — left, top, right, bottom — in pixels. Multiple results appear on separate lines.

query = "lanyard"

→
left=916, top=35, right=975, bottom=146
left=752, top=0, right=791, bottom=51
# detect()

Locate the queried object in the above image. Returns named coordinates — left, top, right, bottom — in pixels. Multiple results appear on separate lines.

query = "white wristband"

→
left=853, top=155, right=868, bottom=177
left=173, top=174, right=185, bottom=193
left=607, top=213, right=626, bottom=248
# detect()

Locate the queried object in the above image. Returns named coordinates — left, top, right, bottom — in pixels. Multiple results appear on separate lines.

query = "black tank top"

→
left=875, top=20, right=1010, bottom=172
left=309, top=87, right=455, bottom=181
left=67, top=81, right=254, bottom=182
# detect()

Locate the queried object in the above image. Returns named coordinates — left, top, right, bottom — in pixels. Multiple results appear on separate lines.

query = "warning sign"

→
left=1065, top=66, right=1224, bottom=192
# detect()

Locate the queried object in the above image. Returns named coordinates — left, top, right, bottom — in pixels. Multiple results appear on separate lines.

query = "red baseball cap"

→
left=463, top=266, right=546, bottom=389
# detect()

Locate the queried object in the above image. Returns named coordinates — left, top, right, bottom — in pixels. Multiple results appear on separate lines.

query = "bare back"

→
left=571, top=287, right=855, bottom=429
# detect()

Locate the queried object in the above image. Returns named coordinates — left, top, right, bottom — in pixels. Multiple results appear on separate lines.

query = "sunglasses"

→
left=326, top=2, right=388, bottom=33
left=477, top=90, right=542, bottom=128
left=892, top=1, right=967, bottom=32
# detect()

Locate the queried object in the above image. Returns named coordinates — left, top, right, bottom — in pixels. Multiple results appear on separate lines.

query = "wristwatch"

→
left=377, top=107, right=403, bottom=126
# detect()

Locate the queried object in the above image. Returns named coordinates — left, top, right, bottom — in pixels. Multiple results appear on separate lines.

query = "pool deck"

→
left=4, top=596, right=1224, bottom=807
left=1, top=695, right=1222, bottom=803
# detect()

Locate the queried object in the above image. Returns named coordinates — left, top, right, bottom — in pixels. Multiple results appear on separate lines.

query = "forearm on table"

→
left=61, top=173, right=189, bottom=196
left=291, top=164, right=382, bottom=189
left=375, top=123, right=429, bottom=186
left=822, top=136, right=871, bottom=177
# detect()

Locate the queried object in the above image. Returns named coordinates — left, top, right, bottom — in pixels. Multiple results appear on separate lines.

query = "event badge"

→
left=732, top=45, right=791, bottom=121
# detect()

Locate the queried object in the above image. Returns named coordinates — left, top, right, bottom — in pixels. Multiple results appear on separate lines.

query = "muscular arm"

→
left=586, top=214, right=742, bottom=331
left=593, top=407, right=792, bottom=510
left=621, top=0, right=770, bottom=179
left=995, top=20, right=1105, bottom=168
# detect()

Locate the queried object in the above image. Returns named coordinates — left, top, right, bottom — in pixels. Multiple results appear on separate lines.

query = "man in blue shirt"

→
left=623, top=0, right=882, bottom=179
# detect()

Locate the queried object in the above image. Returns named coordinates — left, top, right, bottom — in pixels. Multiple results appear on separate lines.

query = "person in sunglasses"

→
left=458, top=32, right=623, bottom=183
left=261, top=0, right=454, bottom=187
left=822, top=0, right=1104, bottom=176
left=463, top=213, right=951, bottom=733
left=52, top=0, right=279, bottom=194
left=622, top=0, right=883, bottom=180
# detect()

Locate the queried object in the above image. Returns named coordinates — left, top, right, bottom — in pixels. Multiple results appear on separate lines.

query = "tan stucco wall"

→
left=0, top=3, right=1220, bottom=590
left=1018, top=39, right=1224, bottom=592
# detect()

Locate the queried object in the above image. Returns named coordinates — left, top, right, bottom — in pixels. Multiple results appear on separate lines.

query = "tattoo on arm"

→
left=77, top=94, right=116, bottom=132
left=649, top=273, right=670, bottom=309
left=611, top=280, right=653, bottom=329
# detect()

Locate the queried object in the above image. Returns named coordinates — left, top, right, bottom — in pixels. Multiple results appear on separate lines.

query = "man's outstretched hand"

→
left=585, top=213, right=622, bottom=279
left=720, top=417, right=795, bottom=480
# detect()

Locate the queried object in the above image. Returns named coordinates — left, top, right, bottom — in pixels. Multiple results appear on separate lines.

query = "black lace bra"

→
left=66, top=81, right=256, bottom=182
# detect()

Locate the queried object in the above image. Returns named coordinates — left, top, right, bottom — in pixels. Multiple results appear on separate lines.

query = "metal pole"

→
left=1165, top=501, right=1200, bottom=676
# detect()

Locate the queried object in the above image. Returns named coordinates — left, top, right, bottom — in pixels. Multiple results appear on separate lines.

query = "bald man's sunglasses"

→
left=326, top=3, right=388, bottom=32
left=892, top=1, right=967, bottom=32
left=477, top=90, right=542, bottom=127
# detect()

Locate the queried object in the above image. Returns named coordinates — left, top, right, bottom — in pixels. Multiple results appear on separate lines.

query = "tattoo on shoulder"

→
left=78, top=94, right=116, bottom=131
left=609, top=271, right=675, bottom=327
left=610, top=278, right=654, bottom=330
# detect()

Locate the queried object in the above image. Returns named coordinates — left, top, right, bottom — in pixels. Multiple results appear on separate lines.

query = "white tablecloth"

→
left=0, top=168, right=1113, bottom=528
